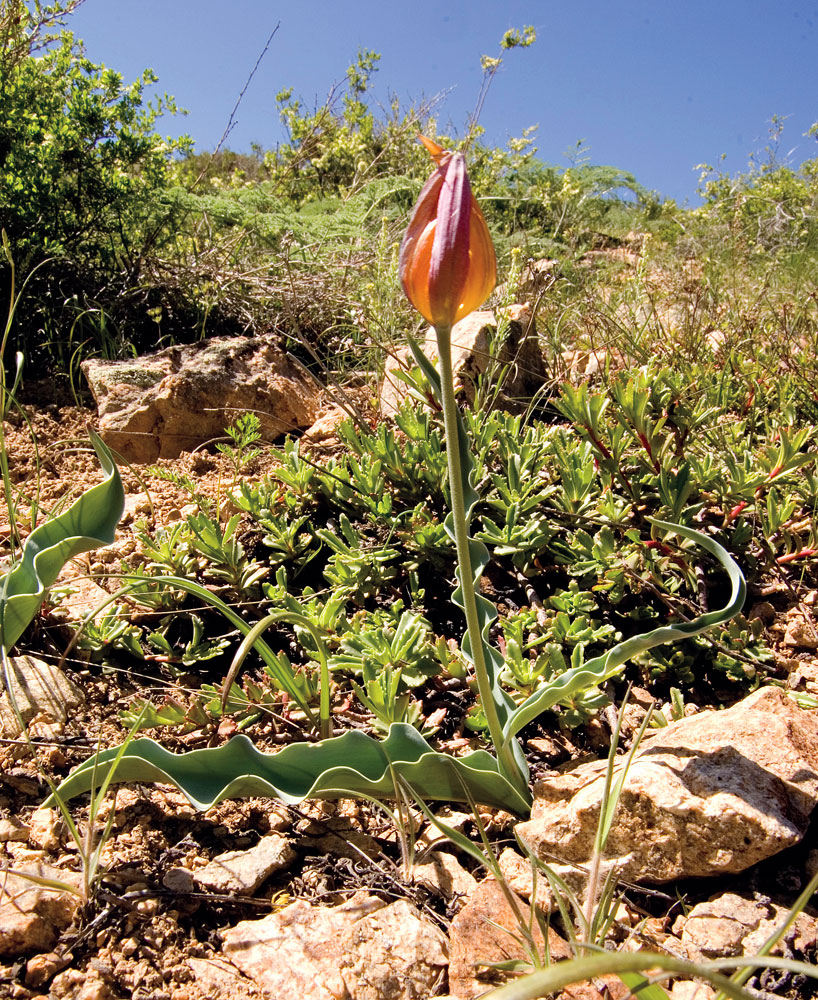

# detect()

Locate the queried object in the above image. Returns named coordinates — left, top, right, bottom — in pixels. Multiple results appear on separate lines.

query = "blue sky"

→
left=68, top=0, right=817, bottom=204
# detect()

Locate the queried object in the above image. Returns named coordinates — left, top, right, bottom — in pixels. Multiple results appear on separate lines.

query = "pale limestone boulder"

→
left=411, top=850, right=478, bottom=901
left=222, top=893, right=381, bottom=1000
left=221, top=891, right=447, bottom=1000
left=83, top=334, right=322, bottom=463
left=188, top=957, right=267, bottom=999
left=192, top=833, right=295, bottom=894
left=516, top=687, right=818, bottom=884
left=381, top=307, right=544, bottom=417
left=674, top=893, right=786, bottom=960
left=0, top=864, right=82, bottom=957
left=0, top=655, right=84, bottom=739
left=339, top=898, right=448, bottom=1000
left=447, top=878, right=571, bottom=1000
left=674, top=892, right=817, bottom=962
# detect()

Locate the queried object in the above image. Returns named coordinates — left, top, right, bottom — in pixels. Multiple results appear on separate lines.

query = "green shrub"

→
left=0, top=1, right=190, bottom=367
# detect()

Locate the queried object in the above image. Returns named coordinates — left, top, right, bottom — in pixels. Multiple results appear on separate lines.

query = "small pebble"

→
left=162, top=867, right=195, bottom=893
left=27, top=808, right=64, bottom=851
left=120, top=937, right=139, bottom=958
left=0, top=817, right=30, bottom=843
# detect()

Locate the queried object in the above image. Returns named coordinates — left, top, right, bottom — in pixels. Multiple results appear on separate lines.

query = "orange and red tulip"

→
left=399, top=135, right=496, bottom=329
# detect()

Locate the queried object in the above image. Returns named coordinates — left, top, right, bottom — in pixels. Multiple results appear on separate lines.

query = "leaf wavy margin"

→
left=49, top=377, right=746, bottom=823
left=51, top=722, right=533, bottom=815
left=0, top=430, right=125, bottom=651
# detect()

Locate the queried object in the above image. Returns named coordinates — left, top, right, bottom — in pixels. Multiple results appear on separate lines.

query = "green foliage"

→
left=146, top=613, right=231, bottom=668
left=0, top=5, right=190, bottom=363
left=0, top=431, right=124, bottom=650
left=76, top=604, right=144, bottom=659
left=0, top=33, right=183, bottom=266
left=216, top=412, right=262, bottom=479
left=695, top=116, right=818, bottom=254
left=330, top=611, right=440, bottom=689
left=317, top=513, right=398, bottom=601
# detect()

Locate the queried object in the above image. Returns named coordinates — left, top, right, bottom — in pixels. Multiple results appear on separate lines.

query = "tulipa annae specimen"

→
left=45, top=139, right=745, bottom=819
left=397, top=134, right=746, bottom=803
left=400, top=134, right=527, bottom=797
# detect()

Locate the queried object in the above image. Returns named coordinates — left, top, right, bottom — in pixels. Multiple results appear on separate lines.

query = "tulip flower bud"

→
left=399, top=136, right=496, bottom=329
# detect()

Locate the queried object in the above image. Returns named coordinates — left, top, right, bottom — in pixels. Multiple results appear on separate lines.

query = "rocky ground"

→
left=1, top=378, right=818, bottom=1000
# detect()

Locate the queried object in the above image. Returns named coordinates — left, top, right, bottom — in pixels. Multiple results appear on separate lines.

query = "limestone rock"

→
left=0, top=818, right=30, bottom=843
left=83, top=334, right=322, bottom=463
left=28, top=807, right=65, bottom=851
left=380, top=308, right=544, bottom=417
left=299, top=405, right=350, bottom=451
left=338, top=898, right=448, bottom=1000
left=0, top=864, right=82, bottom=957
left=784, top=614, right=818, bottom=649
left=25, top=949, right=73, bottom=989
left=669, top=984, right=716, bottom=1000
left=49, top=966, right=114, bottom=999
left=562, top=348, right=610, bottom=378
left=415, top=810, right=473, bottom=853
left=193, top=833, right=296, bottom=894
left=447, top=877, right=571, bottom=999
left=188, top=957, right=267, bottom=999
left=0, top=655, right=84, bottom=739
left=222, top=891, right=447, bottom=1000
left=297, top=826, right=381, bottom=862
left=162, top=867, right=196, bottom=893
left=495, top=846, right=585, bottom=913
left=411, top=851, right=478, bottom=901
left=675, top=893, right=786, bottom=960
left=222, top=893, right=378, bottom=999
left=516, top=687, right=818, bottom=883
left=52, top=574, right=112, bottom=625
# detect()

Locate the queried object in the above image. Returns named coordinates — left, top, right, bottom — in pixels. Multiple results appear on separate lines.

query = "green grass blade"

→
left=479, top=950, right=818, bottom=1000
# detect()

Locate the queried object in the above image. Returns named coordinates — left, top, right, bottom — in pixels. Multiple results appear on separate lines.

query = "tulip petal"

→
left=429, top=153, right=472, bottom=326
left=400, top=137, right=497, bottom=328
left=400, top=218, right=435, bottom=324
left=399, top=169, right=445, bottom=325
left=418, top=134, right=447, bottom=165
left=455, top=197, right=496, bottom=322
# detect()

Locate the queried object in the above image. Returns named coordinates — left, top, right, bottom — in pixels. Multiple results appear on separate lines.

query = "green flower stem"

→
left=435, top=324, right=525, bottom=795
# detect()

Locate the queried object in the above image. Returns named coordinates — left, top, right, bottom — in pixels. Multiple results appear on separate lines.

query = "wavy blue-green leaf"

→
left=501, top=517, right=746, bottom=745
left=0, top=430, right=124, bottom=651
left=50, top=722, right=532, bottom=815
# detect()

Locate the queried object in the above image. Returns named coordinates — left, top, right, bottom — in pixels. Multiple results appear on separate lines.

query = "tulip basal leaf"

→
left=0, top=430, right=125, bottom=652
left=51, top=722, right=533, bottom=815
